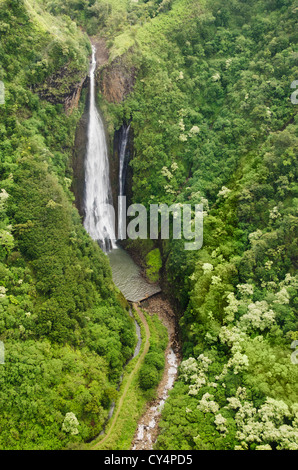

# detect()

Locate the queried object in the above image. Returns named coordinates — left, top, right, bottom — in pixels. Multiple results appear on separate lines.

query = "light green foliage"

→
left=145, top=248, right=162, bottom=283
left=62, top=413, right=80, bottom=435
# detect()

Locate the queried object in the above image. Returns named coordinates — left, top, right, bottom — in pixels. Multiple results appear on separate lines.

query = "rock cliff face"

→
left=33, top=65, right=88, bottom=114
left=91, top=37, right=136, bottom=104
left=112, top=124, right=134, bottom=231
left=99, top=56, right=136, bottom=104
left=64, top=76, right=87, bottom=114
left=71, top=83, right=89, bottom=219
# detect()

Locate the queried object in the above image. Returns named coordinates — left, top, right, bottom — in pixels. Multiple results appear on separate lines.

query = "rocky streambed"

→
left=131, top=295, right=181, bottom=450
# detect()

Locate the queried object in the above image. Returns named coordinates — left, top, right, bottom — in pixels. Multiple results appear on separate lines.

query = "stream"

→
left=132, top=346, right=179, bottom=450
left=83, top=43, right=179, bottom=449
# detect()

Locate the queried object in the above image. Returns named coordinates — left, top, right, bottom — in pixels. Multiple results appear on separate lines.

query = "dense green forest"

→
left=0, top=0, right=297, bottom=451
left=0, top=0, right=137, bottom=449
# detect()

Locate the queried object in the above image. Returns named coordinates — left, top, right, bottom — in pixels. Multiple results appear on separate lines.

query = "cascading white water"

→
left=83, top=45, right=117, bottom=253
left=83, top=45, right=160, bottom=300
left=118, top=123, right=131, bottom=240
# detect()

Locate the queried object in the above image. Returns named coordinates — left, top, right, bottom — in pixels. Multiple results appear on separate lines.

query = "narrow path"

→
left=91, top=303, right=150, bottom=449
left=131, top=295, right=181, bottom=450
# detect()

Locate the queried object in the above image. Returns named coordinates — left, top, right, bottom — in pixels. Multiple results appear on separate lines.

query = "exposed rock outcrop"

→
left=71, top=88, right=89, bottom=219
left=64, top=75, right=87, bottom=114
left=90, top=36, right=136, bottom=104
left=33, top=64, right=88, bottom=113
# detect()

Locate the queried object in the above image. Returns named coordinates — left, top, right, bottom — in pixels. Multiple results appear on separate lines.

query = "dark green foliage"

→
left=0, top=340, right=116, bottom=449
left=139, top=364, right=159, bottom=390
left=139, top=351, right=165, bottom=390
left=0, top=0, right=135, bottom=449
left=139, top=313, right=167, bottom=391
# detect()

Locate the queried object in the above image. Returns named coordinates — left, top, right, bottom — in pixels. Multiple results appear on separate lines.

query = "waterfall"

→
left=83, top=45, right=117, bottom=253
left=118, top=123, right=131, bottom=240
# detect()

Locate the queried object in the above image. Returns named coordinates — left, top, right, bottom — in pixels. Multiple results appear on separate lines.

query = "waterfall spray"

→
left=83, top=45, right=117, bottom=253
left=118, top=123, right=131, bottom=240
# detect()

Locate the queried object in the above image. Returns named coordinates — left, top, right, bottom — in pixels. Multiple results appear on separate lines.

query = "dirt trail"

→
left=131, top=295, right=181, bottom=450
left=91, top=295, right=181, bottom=450
left=91, top=304, right=150, bottom=449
